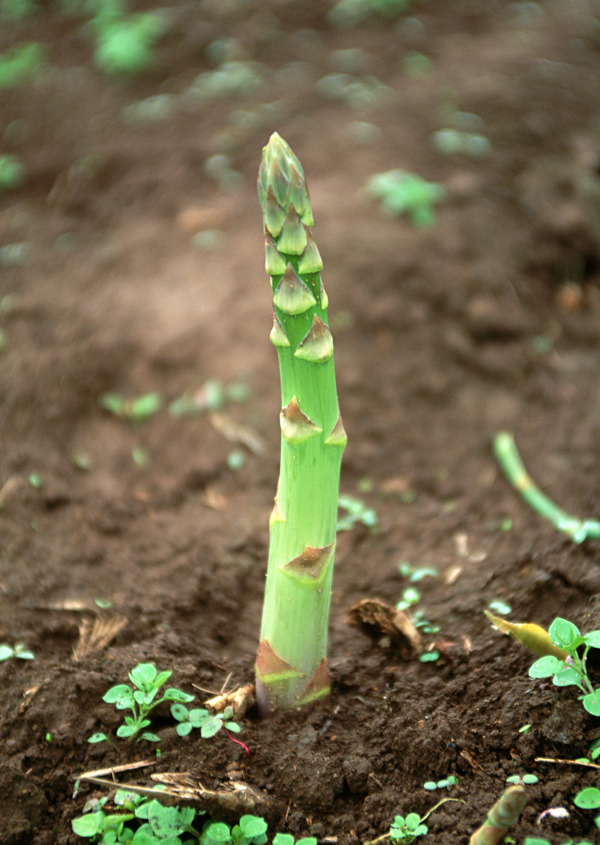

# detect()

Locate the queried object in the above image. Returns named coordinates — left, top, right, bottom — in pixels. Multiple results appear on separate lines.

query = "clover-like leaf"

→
left=163, top=687, right=195, bottom=703
left=200, top=714, right=224, bottom=738
left=103, top=684, right=136, bottom=710
left=528, top=655, right=564, bottom=679
left=552, top=666, right=583, bottom=687
left=129, top=663, right=159, bottom=689
left=549, top=617, right=581, bottom=649
left=583, top=691, right=600, bottom=717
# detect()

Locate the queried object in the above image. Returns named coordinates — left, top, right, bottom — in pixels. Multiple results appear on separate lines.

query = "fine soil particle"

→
left=2, top=2, right=600, bottom=843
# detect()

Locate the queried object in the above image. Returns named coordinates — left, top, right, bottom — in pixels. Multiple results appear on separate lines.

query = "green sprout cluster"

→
left=88, top=663, right=195, bottom=745
left=72, top=789, right=318, bottom=845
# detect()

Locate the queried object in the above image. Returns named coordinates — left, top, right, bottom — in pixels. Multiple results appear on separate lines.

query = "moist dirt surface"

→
left=3, top=2, right=600, bottom=843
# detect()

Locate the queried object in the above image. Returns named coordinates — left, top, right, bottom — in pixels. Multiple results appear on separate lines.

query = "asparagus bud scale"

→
left=255, top=133, right=346, bottom=712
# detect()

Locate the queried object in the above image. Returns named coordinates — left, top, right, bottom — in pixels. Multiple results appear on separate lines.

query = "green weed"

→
left=528, top=617, right=600, bottom=716
left=368, top=170, right=445, bottom=227
left=88, top=663, right=194, bottom=744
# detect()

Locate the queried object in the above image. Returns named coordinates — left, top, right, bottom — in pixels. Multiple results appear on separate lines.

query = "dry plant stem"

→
left=494, top=431, right=600, bottom=543
left=469, top=785, right=528, bottom=845
left=255, top=133, right=346, bottom=712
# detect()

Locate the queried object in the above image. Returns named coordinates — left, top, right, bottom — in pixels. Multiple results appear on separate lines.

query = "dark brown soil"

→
left=3, top=1, right=600, bottom=843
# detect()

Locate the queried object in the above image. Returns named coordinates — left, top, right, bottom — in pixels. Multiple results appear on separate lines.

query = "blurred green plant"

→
left=0, top=42, right=45, bottom=87
left=0, top=154, right=26, bottom=192
left=368, top=170, right=445, bottom=227
left=328, top=0, right=420, bottom=28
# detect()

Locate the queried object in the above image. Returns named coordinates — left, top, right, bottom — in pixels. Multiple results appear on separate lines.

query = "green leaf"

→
left=239, top=815, right=268, bottom=840
left=130, top=663, right=158, bottom=689
left=574, top=787, right=600, bottom=809
left=272, top=836, right=294, bottom=845
left=0, top=643, right=14, bottom=661
left=583, top=691, right=600, bottom=716
left=552, top=666, right=582, bottom=687
left=87, top=733, right=108, bottom=744
left=549, top=617, right=580, bottom=649
left=117, top=724, right=139, bottom=738
left=140, top=732, right=161, bottom=742
left=583, top=630, right=600, bottom=648
left=134, top=688, right=159, bottom=707
left=154, top=670, right=174, bottom=689
left=175, top=721, right=193, bottom=737
left=170, top=703, right=189, bottom=722
left=200, top=715, right=224, bottom=738
left=203, top=821, right=232, bottom=845
left=163, top=688, right=195, bottom=703
left=528, top=655, right=564, bottom=679
left=71, top=811, right=105, bottom=837
left=103, top=684, right=136, bottom=709
left=225, top=721, right=241, bottom=733
left=188, top=708, right=210, bottom=727
left=295, top=840, right=318, bottom=845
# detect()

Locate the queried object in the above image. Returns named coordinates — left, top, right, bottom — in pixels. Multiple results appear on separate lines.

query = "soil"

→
left=3, top=1, right=600, bottom=843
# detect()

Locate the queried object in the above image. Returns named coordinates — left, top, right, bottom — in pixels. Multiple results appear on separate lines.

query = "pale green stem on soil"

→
left=255, top=133, right=346, bottom=712
left=493, top=431, right=600, bottom=543
left=469, top=786, right=528, bottom=845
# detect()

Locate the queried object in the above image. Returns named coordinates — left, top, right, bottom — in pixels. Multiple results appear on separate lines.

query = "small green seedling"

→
left=99, top=391, right=162, bottom=423
left=0, top=642, right=35, bottom=661
left=396, top=587, right=421, bottom=611
left=506, top=773, right=538, bottom=785
left=424, top=775, right=458, bottom=791
left=528, top=617, right=600, bottom=716
left=388, top=814, right=428, bottom=843
left=574, top=786, right=600, bottom=830
left=171, top=703, right=241, bottom=739
left=398, top=561, right=437, bottom=583
left=368, top=170, right=446, bottom=227
left=0, top=42, right=45, bottom=88
left=487, top=600, right=512, bottom=616
left=337, top=494, right=378, bottom=532
left=0, top=153, right=26, bottom=192
left=89, top=662, right=194, bottom=744
left=92, top=10, right=164, bottom=76
left=367, top=799, right=462, bottom=845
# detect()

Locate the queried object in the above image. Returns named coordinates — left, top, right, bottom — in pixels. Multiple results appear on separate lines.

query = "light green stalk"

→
left=469, top=786, right=528, bottom=845
left=494, top=431, right=600, bottom=543
left=255, top=133, right=346, bottom=712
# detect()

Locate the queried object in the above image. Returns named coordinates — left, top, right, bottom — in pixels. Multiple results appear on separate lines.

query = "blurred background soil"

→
left=2, top=1, right=600, bottom=842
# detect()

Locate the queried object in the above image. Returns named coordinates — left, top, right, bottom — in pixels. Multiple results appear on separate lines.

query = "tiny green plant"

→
left=88, top=662, right=194, bottom=744
left=0, top=153, right=27, bottom=192
left=0, top=42, right=45, bottom=88
left=528, top=617, right=600, bottom=716
left=367, top=799, right=462, bottom=845
left=90, top=6, right=164, bottom=76
left=388, top=814, right=428, bottom=843
left=424, top=775, right=458, bottom=791
left=171, top=703, right=241, bottom=739
left=367, top=170, right=446, bottom=227
left=337, top=494, right=378, bottom=532
left=99, top=391, right=162, bottom=423
left=255, top=133, right=346, bottom=712
left=505, top=773, right=538, bottom=785
left=0, top=642, right=35, bottom=661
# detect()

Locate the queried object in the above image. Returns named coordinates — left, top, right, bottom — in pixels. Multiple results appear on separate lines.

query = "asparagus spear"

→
left=255, top=133, right=346, bottom=712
